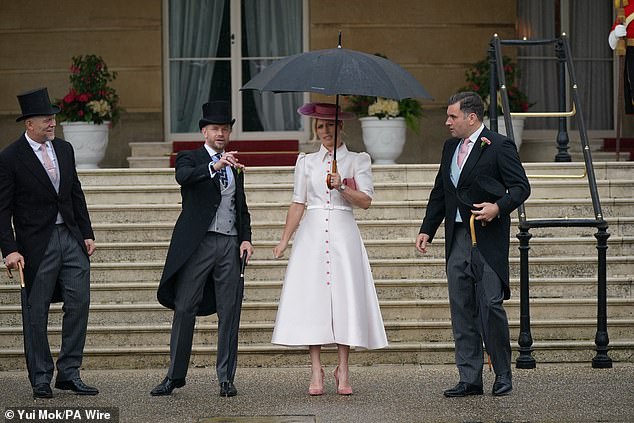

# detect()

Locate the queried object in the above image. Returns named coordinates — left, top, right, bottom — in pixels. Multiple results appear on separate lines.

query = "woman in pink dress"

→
left=272, top=102, right=388, bottom=396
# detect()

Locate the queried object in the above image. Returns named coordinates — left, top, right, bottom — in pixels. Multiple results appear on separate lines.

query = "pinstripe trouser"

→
left=22, top=224, right=90, bottom=386
left=446, top=224, right=512, bottom=386
left=167, top=233, right=242, bottom=384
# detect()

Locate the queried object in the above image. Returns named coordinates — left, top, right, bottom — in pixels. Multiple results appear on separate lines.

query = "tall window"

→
left=166, top=0, right=305, bottom=138
left=517, top=0, right=613, bottom=130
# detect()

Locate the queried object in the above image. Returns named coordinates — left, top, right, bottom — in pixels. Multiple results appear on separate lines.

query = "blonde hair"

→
left=311, top=118, right=345, bottom=143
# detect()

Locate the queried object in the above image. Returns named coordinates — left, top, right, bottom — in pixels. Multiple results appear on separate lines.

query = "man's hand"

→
left=609, top=24, right=627, bottom=50
left=240, top=241, right=254, bottom=263
left=472, top=202, right=500, bottom=223
left=415, top=233, right=430, bottom=254
left=84, top=239, right=96, bottom=256
left=213, top=151, right=245, bottom=171
left=4, top=252, right=24, bottom=270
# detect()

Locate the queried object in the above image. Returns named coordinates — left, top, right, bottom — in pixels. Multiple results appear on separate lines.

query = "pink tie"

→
left=40, top=143, right=58, bottom=184
left=457, top=138, right=470, bottom=168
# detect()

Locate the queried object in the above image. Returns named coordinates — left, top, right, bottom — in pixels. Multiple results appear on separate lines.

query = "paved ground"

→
left=1, top=363, right=633, bottom=423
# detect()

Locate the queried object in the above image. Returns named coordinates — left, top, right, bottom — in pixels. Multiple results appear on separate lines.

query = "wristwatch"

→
left=338, top=184, right=347, bottom=192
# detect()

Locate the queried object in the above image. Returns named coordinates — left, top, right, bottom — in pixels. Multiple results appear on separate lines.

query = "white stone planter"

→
left=60, top=121, right=109, bottom=168
left=359, top=117, right=406, bottom=164
left=495, top=116, right=525, bottom=152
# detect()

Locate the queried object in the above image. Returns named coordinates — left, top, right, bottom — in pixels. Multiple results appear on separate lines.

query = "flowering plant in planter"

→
left=55, top=54, right=121, bottom=125
left=461, top=55, right=532, bottom=115
left=346, top=95, right=423, bottom=134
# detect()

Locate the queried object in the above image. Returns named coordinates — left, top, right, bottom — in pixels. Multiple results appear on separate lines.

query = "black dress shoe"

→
left=219, top=381, right=237, bottom=397
left=443, top=382, right=484, bottom=397
left=55, top=378, right=99, bottom=395
left=33, top=383, right=53, bottom=399
left=150, top=377, right=186, bottom=396
left=492, top=373, right=513, bottom=396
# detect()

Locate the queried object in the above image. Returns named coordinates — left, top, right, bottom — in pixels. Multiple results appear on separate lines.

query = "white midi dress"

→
left=271, top=144, right=388, bottom=349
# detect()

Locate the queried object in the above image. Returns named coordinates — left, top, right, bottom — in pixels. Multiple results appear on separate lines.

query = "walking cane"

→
left=469, top=214, right=493, bottom=372
left=5, top=261, right=25, bottom=288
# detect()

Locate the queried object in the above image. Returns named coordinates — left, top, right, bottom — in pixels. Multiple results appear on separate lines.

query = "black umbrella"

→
left=241, top=33, right=432, bottom=187
left=458, top=176, right=507, bottom=371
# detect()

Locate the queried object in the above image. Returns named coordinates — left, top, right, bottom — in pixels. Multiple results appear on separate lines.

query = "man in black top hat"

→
left=415, top=92, right=530, bottom=398
left=0, top=87, right=98, bottom=398
left=151, top=101, right=254, bottom=397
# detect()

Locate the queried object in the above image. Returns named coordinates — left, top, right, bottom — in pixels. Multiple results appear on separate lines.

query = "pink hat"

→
left=297, top=102, right=355, bottom=120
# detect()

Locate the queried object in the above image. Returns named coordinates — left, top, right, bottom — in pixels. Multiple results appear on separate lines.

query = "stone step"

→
left=2, top=340, right=633, bottom=370
left=1, top=275, right=631, bottom=306
left=76, top=256, right=633, bottom=284
left=1, top=319, right=632, bottom=350
left=90, top=217, right=634, bottom=243
left=83, top=162, right=634, bottom=185
left=85, top=197, right=634, bottom=224
left=126, top=156, right=171, bottom=168
left=128, top=141, right=172, bottom=157
left=79, top=179, right=633, bottom=205
left=87, top=236, right=634, bottom=263
left=1, top=298, right=631, bottom=327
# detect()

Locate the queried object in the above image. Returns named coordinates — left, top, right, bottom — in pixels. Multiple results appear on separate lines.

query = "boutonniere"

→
left=480, top=137, right=491, bottom=148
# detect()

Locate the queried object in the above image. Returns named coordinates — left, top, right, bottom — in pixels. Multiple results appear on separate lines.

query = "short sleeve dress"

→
left=271, top=144, right=388, bottom=349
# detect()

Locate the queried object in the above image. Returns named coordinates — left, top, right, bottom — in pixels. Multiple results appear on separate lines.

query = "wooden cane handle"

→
left=326, top=159, right=338, bottom=189
left=469, top=214, right=477, bottom=247
left=18, top=262, right=25, bottom=288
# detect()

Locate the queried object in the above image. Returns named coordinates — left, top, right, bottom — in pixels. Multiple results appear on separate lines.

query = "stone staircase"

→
left=1, top=162, right=633, bottom=370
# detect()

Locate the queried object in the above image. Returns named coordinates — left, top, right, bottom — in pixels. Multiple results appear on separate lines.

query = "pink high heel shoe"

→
left=308, top=368, right=325, bottom=396
left=333, top=366, right=353, bottom=395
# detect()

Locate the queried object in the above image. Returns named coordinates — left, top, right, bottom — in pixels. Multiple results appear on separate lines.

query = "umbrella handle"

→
left=326, top=159, right=338, bottom=189
left=240, top=250, right=248, bottom=278
left=469, top=214, right=477, bottom=247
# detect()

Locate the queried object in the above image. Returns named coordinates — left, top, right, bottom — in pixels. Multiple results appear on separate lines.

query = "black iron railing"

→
left=488, top=34, right=612, bottom=369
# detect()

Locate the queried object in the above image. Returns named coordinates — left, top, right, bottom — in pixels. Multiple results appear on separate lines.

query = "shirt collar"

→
left=319, top=143, right=349, bottom=161
left=204, top=144, right=223, bottom=159
left=25, top=132, right=50, bottom=153
left=465, top=123, right=485, bottom=144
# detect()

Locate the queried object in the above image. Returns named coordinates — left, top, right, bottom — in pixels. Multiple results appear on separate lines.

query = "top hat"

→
left=297, top=102, right=355, bottom=120
left=16, top=88, right=60, bottom=122
left=198, top=101, right=235, bottom=129
left=457, top=175, right=507, bottom=209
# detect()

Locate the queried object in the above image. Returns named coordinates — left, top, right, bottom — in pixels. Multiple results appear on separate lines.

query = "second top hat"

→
left=457, top=175, right=507, bottom=209
left=16, top=88, right=60, bottom=122
left=199, top=101, right=235, bottom=129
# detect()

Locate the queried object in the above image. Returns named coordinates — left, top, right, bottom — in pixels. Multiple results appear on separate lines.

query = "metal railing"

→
left=488, top=34, right=612, bottom=369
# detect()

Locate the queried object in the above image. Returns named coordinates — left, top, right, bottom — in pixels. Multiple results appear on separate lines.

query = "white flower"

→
left=368, top=98, right=400, bottom=118
left=87, top=99, right=112, bottom=117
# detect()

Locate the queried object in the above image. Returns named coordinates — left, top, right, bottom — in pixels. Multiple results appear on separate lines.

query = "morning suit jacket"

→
left=0, top=135, right=94, bottom=300
left=157, top=146, right=252, bottom=316
left=420, top=127, right=530, bottom=299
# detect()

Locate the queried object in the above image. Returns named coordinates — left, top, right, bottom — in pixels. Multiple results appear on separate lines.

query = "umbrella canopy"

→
left=241, top=47, right=432, bottom=100
left=241, top=36, right=432, bottom=187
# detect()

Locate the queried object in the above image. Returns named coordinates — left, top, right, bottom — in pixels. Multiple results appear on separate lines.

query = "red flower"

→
left=78, top=110, right=84, bottom=117
left=63, top=92, right=75, bottom=104
left=78, top=93, right=90, bottom=102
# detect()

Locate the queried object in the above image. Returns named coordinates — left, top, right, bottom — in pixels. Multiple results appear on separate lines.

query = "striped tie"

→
left=214, top=153, right=227, bottom=188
